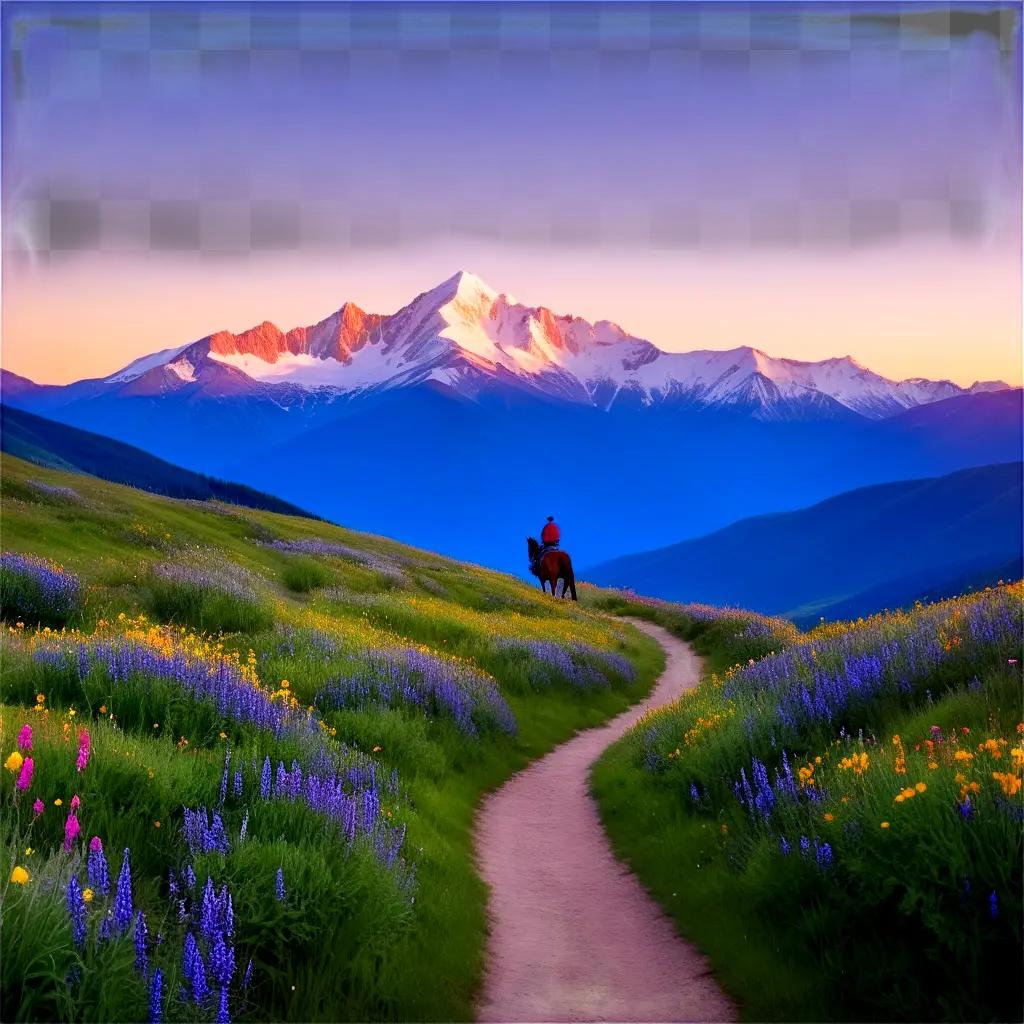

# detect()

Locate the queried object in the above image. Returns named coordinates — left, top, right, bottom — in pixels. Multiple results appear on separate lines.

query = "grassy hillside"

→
left=0, top=405, right=315, bottom=518
left=585, top=462, right=1023, bottom=621
left=0, top=455, right=664, bottom=1023
left=584, top=586, right=1024, bottom=1021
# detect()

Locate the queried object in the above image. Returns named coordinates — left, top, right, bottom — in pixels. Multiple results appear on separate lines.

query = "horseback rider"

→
left=540, top=516, right=560, bottom=553
left=531, top=516, right=561, bottom=574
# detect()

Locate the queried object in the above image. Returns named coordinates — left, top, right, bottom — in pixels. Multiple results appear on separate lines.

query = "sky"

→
left=2, top=1, right=1021, bottom=387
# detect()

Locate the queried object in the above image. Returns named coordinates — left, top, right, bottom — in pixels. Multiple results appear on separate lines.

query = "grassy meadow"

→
left=0, top=455, right=664, bottom=1023
left=585, top=586, right=1024, bottom=1022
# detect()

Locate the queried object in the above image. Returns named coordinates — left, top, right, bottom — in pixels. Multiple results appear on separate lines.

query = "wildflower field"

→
left=586, top=585, right=1024, bottom=1021
left=0, top=456, right=663, bottom=1023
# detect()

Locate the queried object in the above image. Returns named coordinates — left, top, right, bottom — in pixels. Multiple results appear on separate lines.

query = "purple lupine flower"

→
left=135, top=910, right=149, bottom=976
left=113, top=849, right=134, bottom=933
left=219, top=754, right=230, bottom=808
left=239, top=811, right=249, bottom=842
left=31, top=633, right=318, bottom=739
left=799, top=836, right=810, bottom=857
left=275, top=867, right=285, bottom=901
left=990, top=890, right=999, bottom=919
left=217, top=987, right=230, bottom=1024
left=184, top=863, right=197, bottom=889
left=750, top=757, right=776, bottom=820
left=316, top=646, right=516, bottom=738
left=233, top=770, right=243, bottom=798
left=688, top=783, right=700, bottom=804
left=260, top=757, right=272, bottom=799
left=779, top=835, right=791, bottom=856
left=958, top=797, right=974, bottom=820
left=182, top=807, right=230, bottom=855
left=0, top=552, right=80, bottom=620
left=200, top=878, right=219, bottom=945
left=183, top=932, right=210, bottom=1005
left=242, top=959, right=253, bottom=990
left=66, top=875, right=87, bottom=947
left=149, top=968, right=163, bottom=1024
left=815, top=841, right=834, bottom=869
left=210, top=932, right=235, bottom=987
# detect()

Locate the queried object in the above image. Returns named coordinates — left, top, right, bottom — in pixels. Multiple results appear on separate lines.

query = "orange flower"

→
left=992, top=772, right=1022, bottom=797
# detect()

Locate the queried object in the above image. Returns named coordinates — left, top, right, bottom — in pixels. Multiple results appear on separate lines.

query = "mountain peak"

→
left=428, top=269, right=502, bottom=307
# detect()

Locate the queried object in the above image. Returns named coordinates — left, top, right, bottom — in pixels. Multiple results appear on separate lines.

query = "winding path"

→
left=475, top=619, right=736, bottom=1024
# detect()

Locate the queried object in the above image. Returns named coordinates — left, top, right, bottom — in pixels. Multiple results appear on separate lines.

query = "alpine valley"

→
left=3, top=270, right=1020, bottom=577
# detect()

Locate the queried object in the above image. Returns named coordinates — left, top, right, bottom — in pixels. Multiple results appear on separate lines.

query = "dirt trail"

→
left=475, top=618, right=736, bottom=1024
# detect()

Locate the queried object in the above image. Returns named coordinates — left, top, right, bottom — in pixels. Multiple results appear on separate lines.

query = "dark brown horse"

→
left=527, top=537, right=578, bottom=601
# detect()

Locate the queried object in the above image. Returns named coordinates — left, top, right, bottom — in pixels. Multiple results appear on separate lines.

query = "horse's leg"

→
left=563, top=558, right=578, bottom=601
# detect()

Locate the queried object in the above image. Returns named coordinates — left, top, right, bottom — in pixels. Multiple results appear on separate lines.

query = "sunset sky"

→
left=2, top=1, right=1021, bottom=387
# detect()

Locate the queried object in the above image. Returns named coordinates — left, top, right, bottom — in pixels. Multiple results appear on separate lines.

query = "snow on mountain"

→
left=85, top=270, right=1007, bottom=420
left=105, top=343, right=192, bottom=383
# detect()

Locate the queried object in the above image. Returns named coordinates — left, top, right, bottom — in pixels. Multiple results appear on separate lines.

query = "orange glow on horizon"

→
left=2, top=240, right=1020, bottom=389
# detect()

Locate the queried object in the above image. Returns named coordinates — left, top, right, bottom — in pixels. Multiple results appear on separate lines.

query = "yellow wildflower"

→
left=83, top=888, right=94, bottom=903
left=54, top=798, right=63, bottom=806
left=824, top=812, right=834, bottom=822
left=9, top=866, right=29, bottom=885
left=915, top=781, right=927, bottom=793
left=4, top=751, right=24, bottom=773
left=880, top=821, right=890, bottom=829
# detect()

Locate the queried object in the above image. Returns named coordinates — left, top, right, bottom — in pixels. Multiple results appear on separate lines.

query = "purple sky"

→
left=2, top=2, right=1021, bottom=385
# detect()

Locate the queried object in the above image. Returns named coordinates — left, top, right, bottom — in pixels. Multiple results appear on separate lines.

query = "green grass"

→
left=0, top=454, right=663, bottom=1022
left=589, top=587, right=1024, bottom=1022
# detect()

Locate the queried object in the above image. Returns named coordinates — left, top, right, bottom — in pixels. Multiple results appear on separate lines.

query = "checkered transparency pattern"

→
left=3, top=2, right=1020, bottom=262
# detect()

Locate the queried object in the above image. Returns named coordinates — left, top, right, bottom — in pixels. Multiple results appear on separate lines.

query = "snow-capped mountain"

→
left=94, top=270, right=1006, bottom=421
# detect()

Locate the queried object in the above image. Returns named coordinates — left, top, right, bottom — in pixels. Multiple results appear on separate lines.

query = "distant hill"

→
left=585, top=463, right=1023, bottom=621
left=0, top=404, right=316, bottom=518
left=795, top=556, right=1024, bottom=627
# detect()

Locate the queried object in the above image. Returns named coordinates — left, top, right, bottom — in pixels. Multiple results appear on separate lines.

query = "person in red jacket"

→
left=540, top=516, right=560, bottom=550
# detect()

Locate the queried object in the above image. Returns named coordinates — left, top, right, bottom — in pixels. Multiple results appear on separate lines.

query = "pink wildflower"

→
left=89, top=835, right=103, bottom=853
left=32, top=798, right=44, bottom=816
left=71, top=794, right=81, bottom=811
left=76, top=730, right=91, bottom=773
left=15, top=757, right=34, bottom=792
left=17, top=724, right=32, bottom=751
left=64, top=812, right=81, bottom=851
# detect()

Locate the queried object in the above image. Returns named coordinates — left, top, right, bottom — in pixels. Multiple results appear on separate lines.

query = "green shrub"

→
left=279, top=557, right=331, bottom=594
